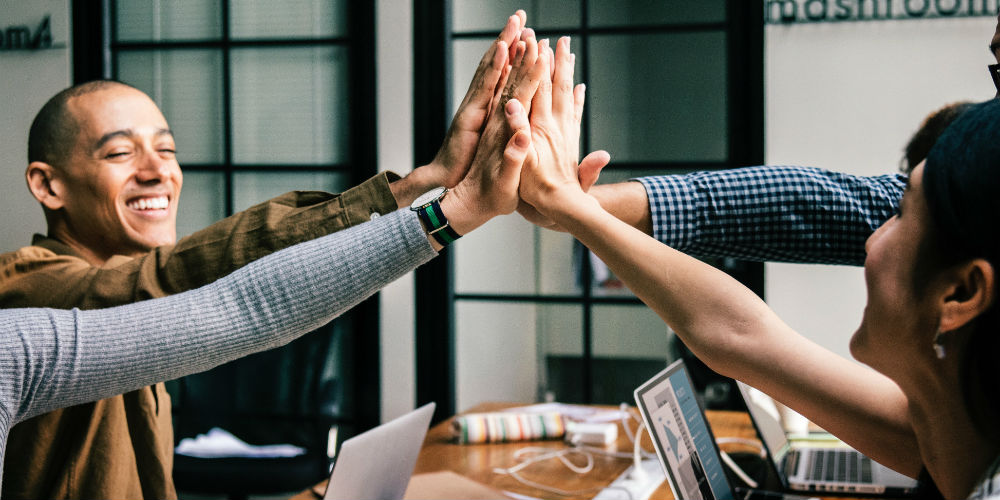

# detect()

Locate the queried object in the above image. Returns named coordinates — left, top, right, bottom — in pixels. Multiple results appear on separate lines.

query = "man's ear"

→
left=938, top=259, right=995, bottom=332
left=26, top=161, right=65, bottom=210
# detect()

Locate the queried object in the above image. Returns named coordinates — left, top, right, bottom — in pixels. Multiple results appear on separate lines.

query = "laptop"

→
left=323, top=402, right=435, bottom=500
left=634, top=360, right=810, bottom=500
left=735, top=381, right=917, bottom=497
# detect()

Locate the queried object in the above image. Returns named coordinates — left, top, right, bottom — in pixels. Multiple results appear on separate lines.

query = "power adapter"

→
left=565, top=421, right=618, bottom=446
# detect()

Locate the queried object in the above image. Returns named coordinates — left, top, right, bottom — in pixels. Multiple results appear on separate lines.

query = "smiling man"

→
left=0, top=10, right=535, bottom=498
left=26, top=82, right=183, bottom=264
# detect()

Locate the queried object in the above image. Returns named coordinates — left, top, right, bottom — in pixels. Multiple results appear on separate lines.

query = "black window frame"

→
left=72, top=0, right=381, bottom=435
left=413, top=0, right=764, bottom=420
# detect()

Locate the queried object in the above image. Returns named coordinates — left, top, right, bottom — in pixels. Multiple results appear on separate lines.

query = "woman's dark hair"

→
left=921, top=98, right=1000, bottom=444
left=901, top=101, right=974, bottom=173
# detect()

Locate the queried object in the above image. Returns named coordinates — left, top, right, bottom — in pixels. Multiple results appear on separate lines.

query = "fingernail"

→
left=506, top=99, right=522, bottom=114
left=515, top=132, right=529, bottom=148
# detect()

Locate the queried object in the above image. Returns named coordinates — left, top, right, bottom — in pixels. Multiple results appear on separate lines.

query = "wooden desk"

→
left=295, top=402, right=767, bottom=500
left=411, top=402, right=761, bottom=499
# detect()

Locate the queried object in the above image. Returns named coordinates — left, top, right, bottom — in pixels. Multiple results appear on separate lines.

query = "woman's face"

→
left=851, top=163, right=941, bottom=377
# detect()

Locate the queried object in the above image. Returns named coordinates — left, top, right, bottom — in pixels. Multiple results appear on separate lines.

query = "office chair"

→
left=169, top=319, right=348, bottom=500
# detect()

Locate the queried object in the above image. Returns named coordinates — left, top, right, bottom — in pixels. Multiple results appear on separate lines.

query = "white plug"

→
left=565, top=421, right=618, bottom=446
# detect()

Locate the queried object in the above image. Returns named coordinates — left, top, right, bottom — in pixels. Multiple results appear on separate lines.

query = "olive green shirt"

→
left=0, top=172, right=399, bottom=500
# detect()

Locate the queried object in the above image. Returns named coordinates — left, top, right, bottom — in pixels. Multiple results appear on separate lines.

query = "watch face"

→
left=411, top=186, right=447, bottom=209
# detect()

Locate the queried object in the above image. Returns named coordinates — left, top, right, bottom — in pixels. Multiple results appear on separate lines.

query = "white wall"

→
left=0, top=1, right=71, bottom=253
left=764, top=17, right=996, bottom=358
left=376, top=0, right=417, bottom=422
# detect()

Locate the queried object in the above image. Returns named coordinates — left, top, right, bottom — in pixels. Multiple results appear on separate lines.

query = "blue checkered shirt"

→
left=637, top=166, right=906, bottom=266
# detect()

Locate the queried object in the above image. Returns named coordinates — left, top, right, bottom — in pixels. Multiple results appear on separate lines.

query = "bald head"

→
left=28, top=80, right=139, bottom=168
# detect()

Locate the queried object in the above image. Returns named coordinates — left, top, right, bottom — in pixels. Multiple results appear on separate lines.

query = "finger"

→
left=497, top=11, right=525, bottom=48
left=573, top=82, right=586, bottom=125
left=499, top=32, right=539, bottom=117
left=505, top=98, right=531, bottom=136
left=452, top=39, right=508, bottom=131
left=488, top=63, right=513, bottom=119
left=499, top=127, right=532, bottom=212
left=519, top=28, right=539, bottom=70
left=552, top=37, right=575, bottom=119
left=530, top=39, right=553, bottom=121
left=578, top=150, right=610, bottom=192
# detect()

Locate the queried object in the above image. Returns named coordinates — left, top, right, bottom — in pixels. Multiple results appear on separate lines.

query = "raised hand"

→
left=435, top=28, right=548, bottom=240
left=518, top=36, right=601, bottom=218
left=423, top=11, right=525, bottom=187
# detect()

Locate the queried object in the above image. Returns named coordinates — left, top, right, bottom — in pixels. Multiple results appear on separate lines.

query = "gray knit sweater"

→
left=0, top=209, right=435, bottom=488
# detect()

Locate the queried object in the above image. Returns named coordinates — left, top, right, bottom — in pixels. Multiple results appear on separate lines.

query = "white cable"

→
left=715, top=437, right=766, bottom=488
left=715, top=437, right=766, bottom=458
left=493, top=447, right=613, bottom=498
left=719, top=450, right=758, bottom=488
left=629, top=421, right=648, bottom=481
left=492, top=402, right=663, bottom=497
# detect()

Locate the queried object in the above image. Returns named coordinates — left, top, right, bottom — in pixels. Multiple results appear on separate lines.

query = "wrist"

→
left=439, top=184, right=493, bottom=236
left=590, top=182, right=653, bottom=234
left=390, top=165, right=437, bottom=208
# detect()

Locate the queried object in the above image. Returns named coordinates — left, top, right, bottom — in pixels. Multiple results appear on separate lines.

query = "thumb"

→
left=505, top=98, right=530, bottom=134
left=579, top=150, right=610, bottom=192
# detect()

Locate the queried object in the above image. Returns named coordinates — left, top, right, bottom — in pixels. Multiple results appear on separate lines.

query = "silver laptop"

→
left=735, top=381, right=917, bottom=497
left=323, top=402, right=435, bottom=500
left=635, top=360, right=811, bottom=500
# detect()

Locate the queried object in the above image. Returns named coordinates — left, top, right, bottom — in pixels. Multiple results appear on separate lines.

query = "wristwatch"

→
left=410, top=187, right=462, bottom=246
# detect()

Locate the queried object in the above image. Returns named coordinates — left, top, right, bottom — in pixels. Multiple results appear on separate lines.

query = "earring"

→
left=933, top=331, right=947, bottom=360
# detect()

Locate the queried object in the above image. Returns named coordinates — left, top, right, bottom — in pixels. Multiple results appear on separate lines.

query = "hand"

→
left=440, top=31, right=547, bottom=235
left=517, top=150, right=609, bottom=231
left=390, top=11, right=526, bottom=209
left=519, top=37, right=599, bottom=217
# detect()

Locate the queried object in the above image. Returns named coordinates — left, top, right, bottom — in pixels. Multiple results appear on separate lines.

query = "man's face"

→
left=56, top=86, right=182, bottom=257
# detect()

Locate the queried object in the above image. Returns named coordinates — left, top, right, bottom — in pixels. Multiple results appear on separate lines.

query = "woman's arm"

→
left=1, top=210, right=433, bottom=426
left=517, top=36, right=921, bottom=477
left=1, top=23, right=545, bottom=432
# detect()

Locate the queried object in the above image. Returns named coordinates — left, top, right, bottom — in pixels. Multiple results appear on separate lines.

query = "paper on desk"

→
left=502, top=403, right=627, bottom=423
left=175, top=427, right=306, bottom=458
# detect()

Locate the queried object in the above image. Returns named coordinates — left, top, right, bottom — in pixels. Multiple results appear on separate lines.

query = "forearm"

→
left=589, top=181, right=652, bottom=235
left=0, top=174, right=401, bottom=311
left=5, top=209, right=435, bottom=423
left=636, top=166, right=905, bottom=265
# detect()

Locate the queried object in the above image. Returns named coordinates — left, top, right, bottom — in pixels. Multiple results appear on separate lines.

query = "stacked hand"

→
left=413, top=11, right=608, bottom=246
left=516, top=36, right=609, bottom=225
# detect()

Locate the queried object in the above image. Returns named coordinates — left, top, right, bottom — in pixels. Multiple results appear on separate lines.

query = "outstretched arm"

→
left=516, top=36, right=921, bottom=477
left=0, top=23, right=545, bottom=432
left=530, top=168, right=904, bottom=265
left=2, top=209, right=434, bottom=427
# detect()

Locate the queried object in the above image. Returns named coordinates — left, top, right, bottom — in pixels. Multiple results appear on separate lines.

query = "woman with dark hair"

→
left=516, top=34, right=1000, bottom=499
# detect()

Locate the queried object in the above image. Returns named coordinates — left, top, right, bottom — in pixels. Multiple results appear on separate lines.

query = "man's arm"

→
left=2, top=209, right=435, bottom=427
left=0, top=175, right=399, bottom=309
left=589, top=166, right=905, bottom=266
left=0, top=12, right=532, bottom=310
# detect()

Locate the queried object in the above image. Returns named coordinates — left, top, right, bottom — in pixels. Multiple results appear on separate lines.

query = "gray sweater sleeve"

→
left=0, top=209, right=435, bottom=472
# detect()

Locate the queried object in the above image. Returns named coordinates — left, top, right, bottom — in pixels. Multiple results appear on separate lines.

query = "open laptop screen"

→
left=634, top=360, right=734, bottom=500
left=736, top=381, right=794, bottom=479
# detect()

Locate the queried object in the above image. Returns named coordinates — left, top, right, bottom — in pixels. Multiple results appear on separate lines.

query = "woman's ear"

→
left=938, top=259, right=995, bottom=332
left=26, top=161, right=65, bottom=211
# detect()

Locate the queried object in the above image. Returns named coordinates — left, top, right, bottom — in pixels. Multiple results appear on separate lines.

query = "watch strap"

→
left=415, top=200, right=461, bottom=246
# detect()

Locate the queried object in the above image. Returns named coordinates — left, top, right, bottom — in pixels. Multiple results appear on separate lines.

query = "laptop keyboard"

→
left=789, top=448, right=874, bottom=484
